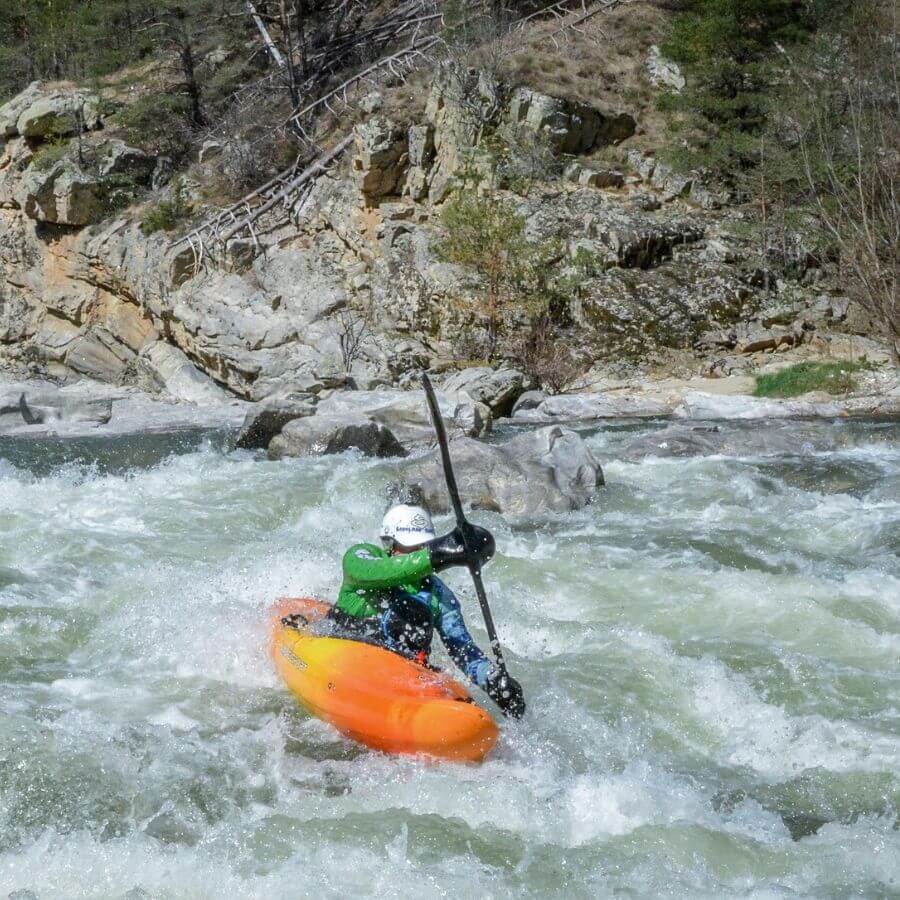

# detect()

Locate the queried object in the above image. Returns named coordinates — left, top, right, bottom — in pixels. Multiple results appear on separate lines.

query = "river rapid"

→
left=1, top=417, right=898, bottom=898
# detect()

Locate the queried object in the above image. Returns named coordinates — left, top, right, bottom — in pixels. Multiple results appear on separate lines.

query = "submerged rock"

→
left=235, top=394, right=317, bottom=450
left=0, top=383, right=112, bottom=430
left=268, top=414, right=406, bottom=460
left=400, top=425, right=603, bottom=521
left=622, top=423, right=845, bottom=459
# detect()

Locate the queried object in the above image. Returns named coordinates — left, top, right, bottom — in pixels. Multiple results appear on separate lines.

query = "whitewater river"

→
left=1, top=417, right=898, bottom=898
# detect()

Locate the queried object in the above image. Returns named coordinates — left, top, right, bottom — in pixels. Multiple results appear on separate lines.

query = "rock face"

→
left=508, top=88, right=635, bottom=154
left=353, top=118, right=408, bottom=203
left=440, top=367, right=525, bottom=417
left=136, top=342, right=230, bottom=403
left=0, top=71, right=884, bottom=402
left=401, top=426, right=604, bottom=521
left=316, top=389, right=492, bottom=444
left=268, top=414, right=407, bottom=459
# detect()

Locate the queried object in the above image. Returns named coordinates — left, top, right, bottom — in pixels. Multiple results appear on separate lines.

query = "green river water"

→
left=0, top=418, right=898, bottom=898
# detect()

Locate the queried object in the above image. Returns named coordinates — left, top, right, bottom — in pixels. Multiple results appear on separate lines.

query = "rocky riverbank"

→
left=1, top=69, right=894, bottom=405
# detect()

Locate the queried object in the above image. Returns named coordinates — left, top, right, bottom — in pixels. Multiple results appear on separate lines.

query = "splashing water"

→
left=1, top=419, right=898, bottom=898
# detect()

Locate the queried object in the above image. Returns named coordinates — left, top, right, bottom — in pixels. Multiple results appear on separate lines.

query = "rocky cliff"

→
left=0, top=61, right=888, bottom=404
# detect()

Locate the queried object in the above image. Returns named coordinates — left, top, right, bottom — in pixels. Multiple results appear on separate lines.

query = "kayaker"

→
left=329, top=503, right=526, bottom=718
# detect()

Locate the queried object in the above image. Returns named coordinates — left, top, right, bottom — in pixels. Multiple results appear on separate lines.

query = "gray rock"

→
left=735, top=324, right=799, bottom=354
left=646, top=46, right=686, bottom=92
left=401, top=426, right=603, bottom=521
left=359, top=92, right=383, bottom=114
left=511, top=389, right=547, bottom=415
left=235, top=394, right=317, bottom=450
left=353, top=117, right=408, bottom=203
left=98, top=140, right=156, bottom=183
left=508, top=88, right=635, bottom=154
left=15, top=89, right=101, bottom=138
left=20, top=160, right=105, bottom=225
left=673, top=391, right=844, bottom=419
left=440, top=367, right=525, bottom=416
left=404, top=124, right=435, bottom=200
left=564, top=162, right=625, bottom=189
left=316, top=389, right=491, bottom=445
left=0, top=81, right=43, bottom=137
left=626, top=149, right=657, bottom=182
left=514, top=392, right=671, bottom=421
left=268, top=414, right=407, bottom=459
left=136, top=341, right=230, bottom=403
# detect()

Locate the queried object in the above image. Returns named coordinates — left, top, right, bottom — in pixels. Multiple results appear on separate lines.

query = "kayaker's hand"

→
left=485, top=665, right=526, bottom=719
left=428, top=523, right=495, bottom=572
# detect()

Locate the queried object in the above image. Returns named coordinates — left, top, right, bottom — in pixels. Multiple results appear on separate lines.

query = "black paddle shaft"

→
left=421, top=373, right=508, bottom=675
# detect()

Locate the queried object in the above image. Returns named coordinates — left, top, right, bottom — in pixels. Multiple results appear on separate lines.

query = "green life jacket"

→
left=336, top=542, right=437, bottom=619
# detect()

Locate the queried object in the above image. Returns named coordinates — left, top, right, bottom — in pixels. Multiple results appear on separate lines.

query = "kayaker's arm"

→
left=432, top=576, right=527, bottom=718
left=431, top=577, right=491, bottom=687
left=342, top=543, right=433, bottom=590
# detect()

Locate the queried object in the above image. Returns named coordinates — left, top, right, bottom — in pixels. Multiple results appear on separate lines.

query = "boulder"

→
left=268, top=414, right=407, bottom=459
left=97, top=141, right=156, bottom=183
left=646, top=46, right=686, bottom=92
left=136, top=341, right=230, bottom=403
left=20, top=160, right=105, bottom=226
left=316, top=389, right=491, bottom=445
left=673, top=391, right=844, bottom=419
left=400, top=426, right=604, bottom=521
left=352, top=117, right=408, bottom=203
left=0, top=384, right=113, bottom=432
left=507, top=88, right=635, bottom=154
left=564, top=162, right=625, bottom=189
left=15, top=89, right=101, bottom=139
left=234, top=394, right=317, bottom=450
left=0, top=81, right=44, bottom=137
left=735, top=325, right=799, bottom=354
left=440, top=367, right=525, bottom=416
left=511, top=390, right=547, bottom=416
left=514, top=392, right=671, bottom=421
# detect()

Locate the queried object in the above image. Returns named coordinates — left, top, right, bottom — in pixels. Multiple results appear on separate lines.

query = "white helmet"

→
left=380, top=504, right=436, bottom=549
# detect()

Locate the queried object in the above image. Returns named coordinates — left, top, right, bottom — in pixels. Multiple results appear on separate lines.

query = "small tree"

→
left=437, top=192, right=534, bottom=359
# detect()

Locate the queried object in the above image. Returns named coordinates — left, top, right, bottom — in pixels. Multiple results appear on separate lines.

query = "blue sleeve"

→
left=432, top=577, right=491, bottom=688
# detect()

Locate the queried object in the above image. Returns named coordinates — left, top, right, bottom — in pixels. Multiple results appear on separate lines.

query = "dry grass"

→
left=497, top=2, right=672, bottom=151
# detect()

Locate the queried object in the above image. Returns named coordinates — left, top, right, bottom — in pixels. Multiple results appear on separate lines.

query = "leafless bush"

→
left=331, top=301, right=376, bottom=373
left=515, top=315, right=588, bottom=393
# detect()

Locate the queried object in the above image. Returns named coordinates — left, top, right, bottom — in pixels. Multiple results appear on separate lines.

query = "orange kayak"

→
left=271, top=598, right=499, bottom=762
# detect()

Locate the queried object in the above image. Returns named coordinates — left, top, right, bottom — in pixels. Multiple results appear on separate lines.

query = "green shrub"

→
left=30, top=142, right=70, bottom=173
left=753, top=361, right=871, bottom=398
left=140, top=181, right=188, bottom=235
left=117, top=93, right=194, bottom=162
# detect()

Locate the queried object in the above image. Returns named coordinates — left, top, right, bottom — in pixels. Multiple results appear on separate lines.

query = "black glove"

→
left=484, top=665, right=526, bottom=719
left=428, top=522, right=495, bottom=572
